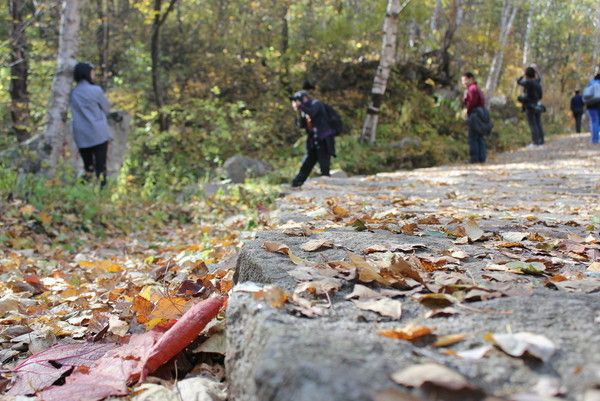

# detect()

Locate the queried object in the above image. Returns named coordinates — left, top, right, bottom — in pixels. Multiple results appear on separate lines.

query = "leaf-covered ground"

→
left=0, top=185, right=274, bottom=399
left=2, top=133, right=600, bottom=401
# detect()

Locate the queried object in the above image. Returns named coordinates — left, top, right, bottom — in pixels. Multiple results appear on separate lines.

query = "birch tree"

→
left=40, top=0, right=82, bottom=173
left=484, top=0, right=519, bottom=97
left=522, top=0, right=534, bottom=66
left=360, top=0, right=410, bottom=144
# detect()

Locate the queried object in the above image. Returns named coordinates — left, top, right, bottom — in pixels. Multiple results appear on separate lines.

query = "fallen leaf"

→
left=345, top=284, right=381, bottom=300
left=506, top=261, right=546, bottom=275
left=386, top=256, right=424, bottom=284
left=414, top=293, right=458, bottom=309
left=262, top=241, right=290, bottom=255
left=300, top=239, right=333, bottom=252
left=378, top=324, right=432, bottom=340
left=254, top=285, right=289, bottom=308
left=8, top=342, right=115, bottom=396
left=433, top=333, right=467, bottom=347
left=491, top=332, right=556, bottom=362
left=425, top=306, right=460, bottom=318
left=455, top=345, right=493, bottom=360
left=79, top=260, right=122, bottom=273
left=464, top=220, right=484, bottom=242
left=332, top=205, right=350, bottom=217
left=353, top=298, right=402, bottom=319
left=281, top=222, right=312, bottom=237
left=391, top=363, right=476, bottom=390
left=501, top=232, right=528, bottom=242
left=588, top=262, right=600, bottom=272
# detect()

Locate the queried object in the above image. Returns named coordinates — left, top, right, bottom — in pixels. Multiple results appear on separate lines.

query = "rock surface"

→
left=224, top=155, right=273, bottom=183
left=226, top=134, right=600, bottom=401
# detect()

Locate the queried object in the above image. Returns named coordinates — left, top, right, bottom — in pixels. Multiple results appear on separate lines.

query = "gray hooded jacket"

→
left=70, top=81, right=112, bottom=148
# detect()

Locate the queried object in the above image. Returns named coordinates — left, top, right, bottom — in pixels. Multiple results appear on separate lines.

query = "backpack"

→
left=323, top=103, right=345, bottom=135
left=583, top=81, right=600, bottom=106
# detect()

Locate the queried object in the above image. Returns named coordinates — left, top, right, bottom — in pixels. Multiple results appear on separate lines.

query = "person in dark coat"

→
left=461, top=72, right=487, bottom=163
left=570, top=90, right=585, bottom=133
left=290, top=90, right=336, bottom=187
left=70, top=62, right=112, bottom=188
left=517, top=66, right=545, bottom=147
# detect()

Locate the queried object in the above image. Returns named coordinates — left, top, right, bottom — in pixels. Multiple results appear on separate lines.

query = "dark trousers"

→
left=525, top=109, right=545, bottom=145
left=79, top=141, right=108, bottom=188
left=292, top=138, right=331, bottom=186
left=468, top=128, right=486, bottom=163
left=573, top=112, right=583, bottom=133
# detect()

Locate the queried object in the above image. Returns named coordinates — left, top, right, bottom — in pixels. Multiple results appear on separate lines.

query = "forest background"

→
left=0, top=0, right=599, bottom=241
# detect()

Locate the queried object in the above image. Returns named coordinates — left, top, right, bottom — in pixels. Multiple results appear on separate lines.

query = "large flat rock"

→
left=226, top=135, right=600, bottom=401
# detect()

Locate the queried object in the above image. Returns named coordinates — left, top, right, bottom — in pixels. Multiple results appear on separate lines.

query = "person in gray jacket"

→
left=70, top=62, right=112, bottom=187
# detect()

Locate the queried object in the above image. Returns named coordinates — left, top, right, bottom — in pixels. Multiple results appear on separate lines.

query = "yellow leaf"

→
left=433, top=333, right=467, bottom=347
left=79, top=260, right=122, bottom=273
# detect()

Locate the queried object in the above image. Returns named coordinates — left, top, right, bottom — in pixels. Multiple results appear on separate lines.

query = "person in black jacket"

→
left=290, top=90, right=336, bottom=188
left=517, top=66, right=545, bottom=147
left=570, top=90, right=585, bottom=133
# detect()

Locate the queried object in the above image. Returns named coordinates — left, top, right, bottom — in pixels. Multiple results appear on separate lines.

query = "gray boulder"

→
left=224, top=155, right=273, bottom=183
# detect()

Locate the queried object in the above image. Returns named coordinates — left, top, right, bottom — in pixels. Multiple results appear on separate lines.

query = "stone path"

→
left=226, top=134, right=600, bottom=401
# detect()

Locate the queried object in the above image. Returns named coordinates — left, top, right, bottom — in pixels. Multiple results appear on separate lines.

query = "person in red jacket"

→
left=461, top=72, right=487, bottom=163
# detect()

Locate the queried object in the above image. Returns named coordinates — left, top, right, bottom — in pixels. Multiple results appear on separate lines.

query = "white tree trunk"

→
left=484, top=0, right=518, bottom=97
left=360, top=0, right=408, bottom=144
left=40, top=0, right=81, bottom=174
left=522, top=0, right=534, bottom=66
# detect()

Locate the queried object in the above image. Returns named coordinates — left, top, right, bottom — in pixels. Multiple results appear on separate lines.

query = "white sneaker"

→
left=526, top=143, right=536, bottom=149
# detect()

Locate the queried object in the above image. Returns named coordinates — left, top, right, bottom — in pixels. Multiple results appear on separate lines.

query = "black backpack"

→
left=323, top=103, right=345, bottom=135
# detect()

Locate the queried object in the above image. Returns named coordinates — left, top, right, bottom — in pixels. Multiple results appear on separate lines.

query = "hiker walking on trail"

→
left=462, top=72, right=491, bottom=163
left=583, top=74, right=600, bottom=144
left=290, top=90, right=337, bottom=187
left=570, top=90, right=585, bottom=133
left=517, top=66, right=545, bottom=147
left=70, top=62, right=112, bottom=188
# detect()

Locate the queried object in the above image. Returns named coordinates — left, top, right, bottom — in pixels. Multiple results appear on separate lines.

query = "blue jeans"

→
left=588, top=107, right=600, bottom=144
left=468, top=128, right=486, bottom=163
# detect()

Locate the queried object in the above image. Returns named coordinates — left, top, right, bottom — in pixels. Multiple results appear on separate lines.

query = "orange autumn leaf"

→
left=332, top=206, right=350, bottom=218
left=132, top=295, right=153, bottom=324
left=147, top=297, right=188, bottom=328
left=379, top=324, right=433, bottom=341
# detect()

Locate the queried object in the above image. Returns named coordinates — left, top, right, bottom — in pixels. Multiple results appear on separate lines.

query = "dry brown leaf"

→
left=353, top=298, right=402, bottom=319
left=400, top=223, right=418, bottom=235
left=418, top=215, right=440, bottom=225
left=348, top=253, right=388, bottom=285
left=386, top=256, right=424, bottom=284
left=414, top=293, right=458, bottom=309
left=391, top=363, right=476, bottom=390
left=433, top=333, right=467, bottom=347
left=300, top=239, right=334, bottom=252
left=262, top=241, right=290, bottom=255
left=378, top=323, right=432, bottom=340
